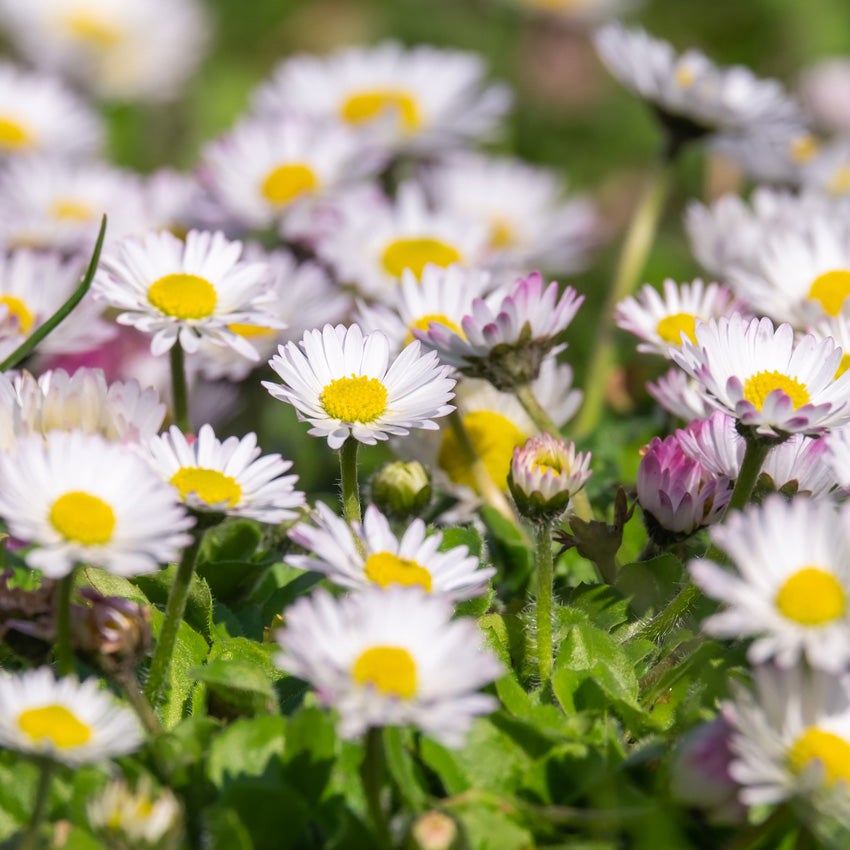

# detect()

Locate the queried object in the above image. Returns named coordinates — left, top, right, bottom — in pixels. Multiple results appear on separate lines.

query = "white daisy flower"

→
left=725, top=664, right=850, bottom=809
left=252, top=41, right=511, bottom=155
left=88, top=777, right=181, bottom=847
left=692, top=495, right=850, bottom=671
left=615, top=278, right=734, bottom=358
left=799, top=58, right=850, bottom=136
left=0, top=62, right=102, bottom=159
left=594, top=23, right=800, bottom=137
left=425, top=153, right=599, bottom=272
left=93, top=229, right=278, bottom=358
left=288, top=501, right=494, bottom=600
left=802, top=137, right=850, bottom=196
left=670, top=314, right=850, bottom=436
left=316, top=183, right=490, bottom=300
left=275, top=586, right=502, bottom=746
left=0, top=430, right=193, bottom=578
left=0, top=0, right=210, bottom=102
left=646, top=368, right=719, bottom=421
left=141, top=168, right=207, bottom=237
left=0, top=667, right=142, bottom=765
left=201, top=115, right=383, bottom=232
left=264, top=323, right=455, bottom=450
left=146, top=424, right=304, bottom=523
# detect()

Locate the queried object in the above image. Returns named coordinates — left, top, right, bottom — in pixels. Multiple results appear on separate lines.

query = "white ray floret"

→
left=88, top=777, right=181, bottom=846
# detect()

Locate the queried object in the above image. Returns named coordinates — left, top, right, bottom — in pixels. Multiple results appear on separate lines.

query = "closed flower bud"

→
left=410, top=811, right=459, bottom=850
left=371, top=460, right=432, bottom=519
left=72, top=590, right=151, bottom=670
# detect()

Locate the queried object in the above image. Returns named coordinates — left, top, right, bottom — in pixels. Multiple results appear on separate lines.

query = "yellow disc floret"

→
left=381, top=238, right=462, bottom=280
left=147, top=273, right=217, bottom=320
left=227, top=323, right=276, bottom=338
left=656, top=312, right=698, bottom=345
left=0, top=295, right=34, bottom=334
left=170, top=467, right=242, bottom=508
left=364, top=552, right=433, bottom=591
left=808, top=269, right=850, bottom=317
left=775, top=567, right=847, bottom=626
left=18, top=704, right=93, bottom=748
left=320, top=375, right=388, bottom=423
left=0, top=117, right=33, bottom=151
left=405, top=313, right=466, bottom=345
left=51, top=199, right=94, bottom=222
left=352, top=645, right=418, bottom=698
left=50, top=491, right=116, bottom=545
left=742, top=370, right=810, bottom=411
left=260, top=163, right=319, bottom=206
left=789, top=727, right=850, bottom=786
left=340, top=89, right=420, bottom=132
left=63, top=10, right=122, bottom=47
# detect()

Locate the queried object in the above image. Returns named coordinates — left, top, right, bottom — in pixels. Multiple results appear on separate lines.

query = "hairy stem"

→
left=169, top=340, right=191, bottom=433
left=535, top=521, right=555, bottom=689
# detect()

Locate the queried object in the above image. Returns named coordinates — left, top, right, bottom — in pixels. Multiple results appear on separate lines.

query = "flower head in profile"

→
left=287, top=502, right=494, bottom=600
left=264, top=323, right=455, bottom=450
left=275, top=586, right=501, bottom=746
left=0, top=667, right=142, bottom=765
left=691, top=495, right=850, bottom=672
left=146, top=424, right=304, bottom=524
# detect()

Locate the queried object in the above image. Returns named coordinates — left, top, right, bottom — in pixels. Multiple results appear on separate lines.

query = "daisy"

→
left=141, top=168, right=207, bottom=237
left=0, top=430, right=193, bottom=578
left=425, top=153, right=599, bottom=271
left=725, top=664, right=850, bottom=810
left=93, top=229, right=278, bottom=358
left=0, top=667, right=142, bottom=765
left=802, top=137, right=850, bottom=196
left=88, top=777, right=181, bottom=846
left=615, top=278, right=734, bottom=358
left=316, top=183, right=490, bottom=300
left=670, top=314, right=850, bottom=436
left=646, top=368, right=720, bottom=421
left=691, top=495, right=850, bottom=671
left=146, top=424, right=304, bottom=523
left=0, top=0, right=210, bottom=102
left=288, top=501, right=494, bottom=599
left=264, top=323, right=455, bottom=450
left=594, top=23, right=800, bottom=140
left=252, top=41, right=511, bottom=155
left=0, top=62, right=102, bottom=159
left=275, top=586, right=502, bottom=746
left=201, top=115, right=382, bottom=232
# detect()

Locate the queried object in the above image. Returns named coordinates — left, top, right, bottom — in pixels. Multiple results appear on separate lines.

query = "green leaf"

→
left=151, top=716, right=220, bottom=788
left=383, top=727, right=427, bottom=811
left=616, top=555, right=684, bottom=618
left=439, top=523, right=484, bottom=558
left=135, top=566, right=215, bottom=642
left=456, top=585, right=495, bottom=619
left=220, top=783, right=309, bottom=850
left=76, top=566, right=148, bottom=605
left=0, top=755, right=37, bottom=830
left=480, top=506, right=532, bottom=592
left=201, top=518, right=264, bottom=563
left=206, top=715, right=287, bottom=788
left=282, top=706, right=336, bottom=805
left=564, top=583, right=632, bottom=632
left=450, top=799, right=534, bottom=850
left=418, top=739, right=471, bottom=796
left=202, top=804, right=254, bottom=850
left=262, top=568, right=325, bottom=622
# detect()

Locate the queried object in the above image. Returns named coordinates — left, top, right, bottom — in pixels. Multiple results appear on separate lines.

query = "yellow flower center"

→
left=742, top=370, right=810, bottom=411
left=789, top=727, right=850, bottom=786
left=439, top=410, right=528, bottom=493
left=170, top=467, right=242, bottom=508
left=808, top=269, right=850, bottom=317
left=656, top=312, right=698, bottom=345
left=775, top=567, right=847, bottom=626
left=227, top=323, right=277, bottom=338
left=18, top=704, right=93, bottom=748
left=789, top=134, right=819, bottom=164
left=675, top=64, right=697, bottom=88
left=829, top=166, right=850, bottom=195
left=405, top=313, right=466, bottom=345
left=352, top=645, right=417, bottom=698
left=363, top=551, right=433, bottom=591
left=340, top=89, right=420, bottom=132
left=532, top=451, right=563, bottom=476
left=836, top=353, right=850, bottom=379
left=489, top=218, right=515, bottom=249
left=63, top=9, right=122, bottom=47
left=320, top=375, right=388, bottom=423
left=51, top=199, right=95, bottom=222
left=0, top=116, right=33, bottom=151
left=0, top=295, right=34, bottom=334
left=50, top=491, right=116, bottom=545
left=381, top=238, right=462, bottom=280
left=260, top=163, right=319, bottom=206
left=147, top=273, right=217, bottom=320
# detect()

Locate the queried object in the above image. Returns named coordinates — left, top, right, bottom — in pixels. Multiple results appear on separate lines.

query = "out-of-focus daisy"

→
left=94, top=229, right=278, bottom=357
left=646, top=368, right=718, bottom=421
left=146, top=424, right=304, bottom=523
left=670, top=314, right=850, bottom=437
left=252, top=41, right=511, bottom=155
left=725, top=664, right=850, bottom=811
left=425, top=153, right=599, bottom=271
left=316, top=184, right=490, bottom=300
left=275, top=586, right=501, bottom=746
left=415, top=271, right=583, bottom=390
left=0, top=0, right=209, bottom=102
left=0, top=431, right=192, bottom=577
left=594, top=23, right=800, bottom=142
left=802, top=137, right=850, bottom=196
left=201, top=115, right=382, bottom=232
left=0, top=667, right=142, bottom=765
left=264, top=323, right=455, bottom=450
left=141, top=169, right=206, bottom=238
left=0, top=249, right=114, bottom=362
left=88, top=776, right=181, bottom=849
left=799, top=58, right=850, bottom=135
left=615, top=278, right=734, bottom=358
left=287, top=501, right=494, bottom=599
left=692, top=496, right=850, bottom=671
left=0, top=62, right=102, bottom=159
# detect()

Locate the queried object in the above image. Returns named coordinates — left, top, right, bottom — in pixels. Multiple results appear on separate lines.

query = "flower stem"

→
left=144, top=530, right=203, bottom=706
left=339, top=437, right=362, bottom=526
left=169, top=340, right=190, bottom=433
left=726, top=437, right=772, bottom=515
left=574, top=161, right=673, bottom=438
left=54, top=571, right=76, bottom=677
left=535, top=521, right=555, bottom=689
left=115, top=670, right=162, bottom=736
left=360, top=727, right=392, bottom=849
left=515, top=383, right=560, bottom=435
left=20, top=758, right=54, bottom=850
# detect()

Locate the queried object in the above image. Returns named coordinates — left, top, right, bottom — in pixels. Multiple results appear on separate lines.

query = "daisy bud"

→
left=371, top=460, right=432, bottom=519
left=409, top=811, right=459, bottom=850
left=72, top=590, right=151, bottom=672
left=508, top=433, right=591, bottom=522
